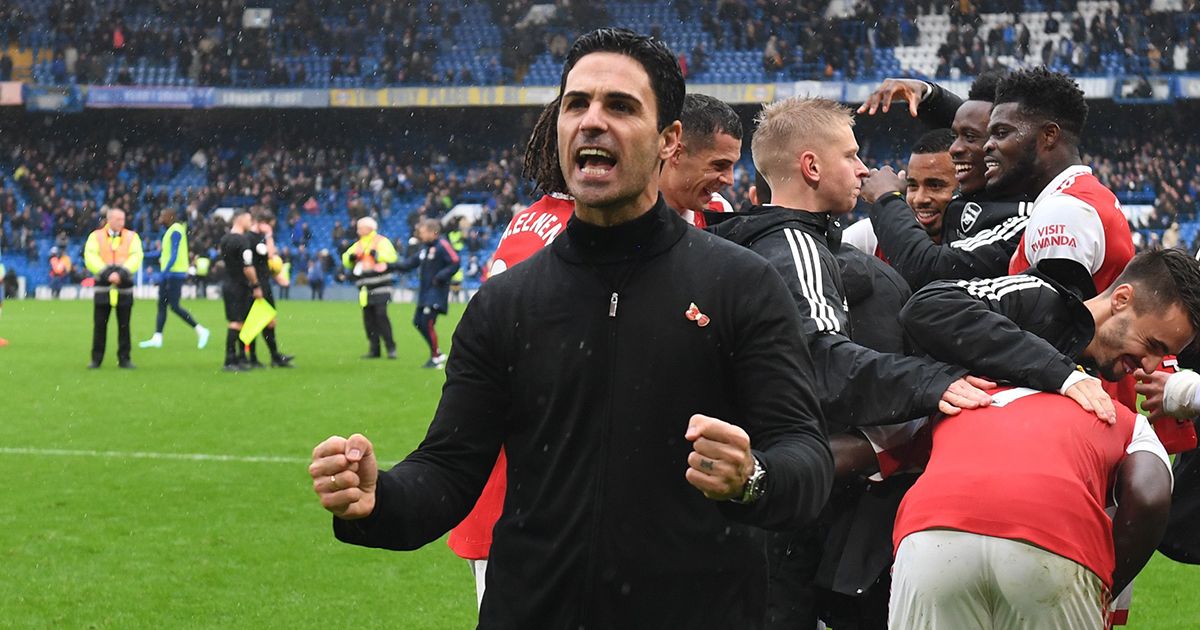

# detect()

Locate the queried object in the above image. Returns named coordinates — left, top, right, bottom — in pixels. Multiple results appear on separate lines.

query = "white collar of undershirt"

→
left=1036, top=164, right=1093, bottom=206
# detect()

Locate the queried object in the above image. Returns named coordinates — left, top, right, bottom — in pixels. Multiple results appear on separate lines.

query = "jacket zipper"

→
left=580, top=271, right=629, bottom=625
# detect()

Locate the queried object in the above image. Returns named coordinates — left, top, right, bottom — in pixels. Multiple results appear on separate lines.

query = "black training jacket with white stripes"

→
left=708, top=206, right=965, bottom=428
left=869, top=191, right=1035, bottom=292
left=900, top=267, right=1094, bottom=393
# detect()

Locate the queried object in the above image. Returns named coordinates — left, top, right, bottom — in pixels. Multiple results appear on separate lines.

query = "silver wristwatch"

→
left=731, top=456, right=766, bottom=504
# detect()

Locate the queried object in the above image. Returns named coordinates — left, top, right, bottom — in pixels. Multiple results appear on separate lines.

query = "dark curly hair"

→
left=966, top=69, right=1008, bottom=102
left=522, top=99, right=568, bottom=195
left=994, top=67, right=1088, bottom=138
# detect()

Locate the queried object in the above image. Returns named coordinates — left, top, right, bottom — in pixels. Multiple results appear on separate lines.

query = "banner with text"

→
left=213, top=88, right=327, bottom=108
left=86, top=86, right=215, bottom=109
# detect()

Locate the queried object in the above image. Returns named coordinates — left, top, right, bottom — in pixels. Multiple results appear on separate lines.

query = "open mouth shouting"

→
left=576, top=147, right=618, bottom=180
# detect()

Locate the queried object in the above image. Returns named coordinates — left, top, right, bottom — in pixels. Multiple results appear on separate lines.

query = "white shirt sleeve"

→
left=1024, top=195, right=1106, bottom=274
left=841, top=219, right=878, bottom=255
left=1127, top=414, right=1174, bottom=491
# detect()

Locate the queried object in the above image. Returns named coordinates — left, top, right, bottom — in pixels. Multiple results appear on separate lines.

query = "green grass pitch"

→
left=0, top=298, right=1197, bottom=628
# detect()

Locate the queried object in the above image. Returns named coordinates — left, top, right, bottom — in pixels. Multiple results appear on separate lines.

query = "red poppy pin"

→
left=685, top=302, right=710, bottom=327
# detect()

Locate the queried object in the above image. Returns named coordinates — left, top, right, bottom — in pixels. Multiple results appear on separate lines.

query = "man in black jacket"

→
left=900, top=249, right=1200, bottom=423
left=856, top=72, right=1035, bottom=290
left=709, top=96, right=992, bottom=428
left=308, top=29, right=833, bottom=629
left=708, top=96, right=991, bottom=630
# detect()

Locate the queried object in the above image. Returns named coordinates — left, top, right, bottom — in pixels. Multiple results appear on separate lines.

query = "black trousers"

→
left=362, top=302, right=395, bottom=354
left=92, top=299, right=132, bottom=364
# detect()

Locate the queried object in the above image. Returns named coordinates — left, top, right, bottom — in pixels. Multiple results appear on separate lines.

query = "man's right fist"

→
left=309, top=433, right=379, bottom=519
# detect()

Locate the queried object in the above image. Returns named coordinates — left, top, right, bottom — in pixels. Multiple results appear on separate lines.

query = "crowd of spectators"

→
left=3, top=0, right=1198, bottom=88
left=931, top=0, right=1200, bottom=79
left=0, top=129, right=530, bottom=289
left=7, top=120, right=1200, bottom=281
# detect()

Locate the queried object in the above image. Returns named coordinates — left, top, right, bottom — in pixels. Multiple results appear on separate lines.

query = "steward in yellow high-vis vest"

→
left=342, top=216, right=398, bottom=359
left=83, top=207, right=143, bottom=368
left=140, top=208, right=209, bottom=351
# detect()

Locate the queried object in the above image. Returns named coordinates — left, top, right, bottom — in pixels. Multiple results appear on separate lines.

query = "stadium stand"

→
left=3, top=0, right=1199, bottom=88
left=5, top=0, right=1200, bottom=292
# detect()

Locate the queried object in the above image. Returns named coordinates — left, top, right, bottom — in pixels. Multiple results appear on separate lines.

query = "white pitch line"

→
left=0, top=447, right=310, bottom=464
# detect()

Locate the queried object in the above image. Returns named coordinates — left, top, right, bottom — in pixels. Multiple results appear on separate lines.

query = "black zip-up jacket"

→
left=915, top=80, right=964, bottom=129
left=862, top=80, right=1034, bottom=290
left=707, top=205, right=965, bottom=428
left=900, top=268, right=1094, bottom=392
left=334, top=199, right=833, bottom=629
left=870, top=192, right=1034, bottom=291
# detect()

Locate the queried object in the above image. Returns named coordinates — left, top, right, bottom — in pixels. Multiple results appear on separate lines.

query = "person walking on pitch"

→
left=141, top=208, right=210, bottom=350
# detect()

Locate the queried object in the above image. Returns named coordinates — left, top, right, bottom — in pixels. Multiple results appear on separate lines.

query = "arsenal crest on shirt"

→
left=959, top=202, right=982, bottom=233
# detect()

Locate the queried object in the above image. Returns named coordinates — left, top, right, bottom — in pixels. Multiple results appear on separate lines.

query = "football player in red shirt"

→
left=659, top=93, right=741, bottom=227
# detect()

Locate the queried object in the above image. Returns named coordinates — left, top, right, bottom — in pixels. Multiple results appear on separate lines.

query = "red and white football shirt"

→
left=680, top=192, right=732, bottom=228
left=449, top=193, right=575, bottom=560
left=1009, top=165, right=1137, bottom=408
left=893, top=387, right=1170, bottom=589
left=1008, top=165, right=1134, bottom=295
left=486, top=193, right=575, bottom=279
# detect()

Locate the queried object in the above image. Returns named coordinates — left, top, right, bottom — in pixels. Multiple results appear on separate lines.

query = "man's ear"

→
left=1111, top=283, right=1135, bottom=312
left=799, top=150, right=820, bottom=186
left=668, top=140, right=686, bottom=163
left=659, top=121, right=683, bottom=161
left=1040, top=121, right=1062, bottom=152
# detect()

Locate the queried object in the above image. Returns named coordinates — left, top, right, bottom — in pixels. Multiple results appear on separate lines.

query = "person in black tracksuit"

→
left=712, top=189, right=964, bottom=630
left=708, top=207, right=969, bottom=427
left=1161, top=447, right=1200, bottom=563
left=858, top=73, right=1036, bottom=291
left=218, top=211, right=259, bottom=372
left=395, top=219, right=459, bottom=368
left=901, top=249, right=1200, bottom=416
left=900, top=268, right=1093, bottom=395
left=333, top=199, right=834, bottom=628
left=245, top=210, right=293, bottom=367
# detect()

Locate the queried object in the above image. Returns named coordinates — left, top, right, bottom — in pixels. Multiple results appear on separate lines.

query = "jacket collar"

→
left=705, top=205, right=842, bottom=251
left=553, top=194, right=688, bottom=265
